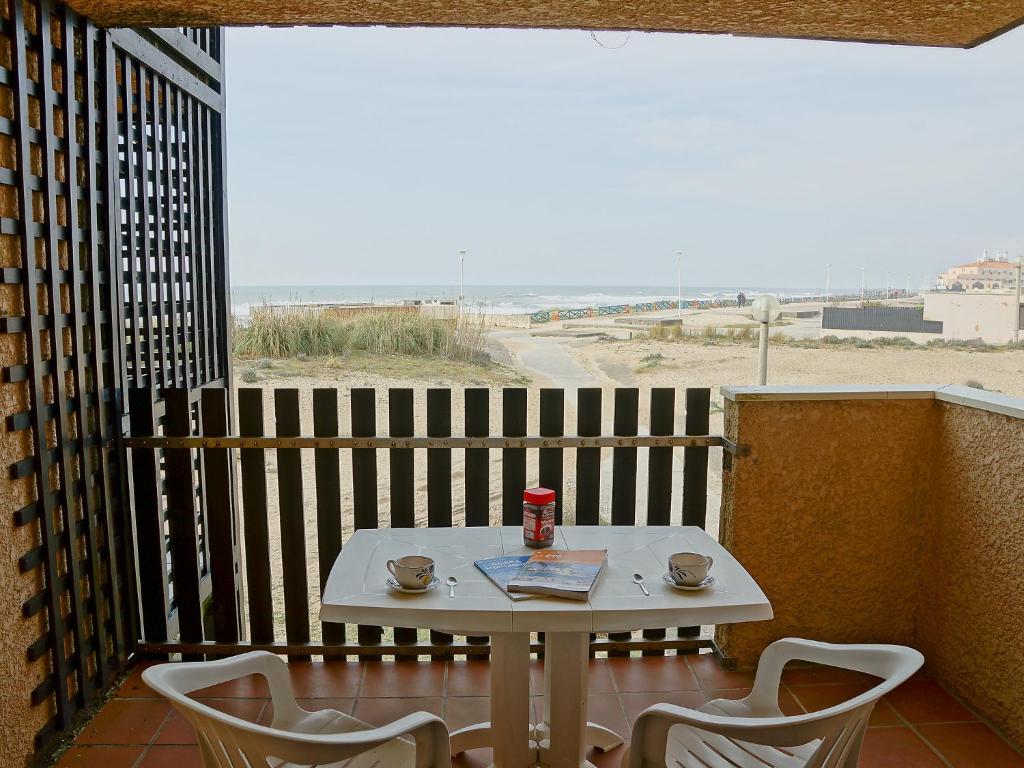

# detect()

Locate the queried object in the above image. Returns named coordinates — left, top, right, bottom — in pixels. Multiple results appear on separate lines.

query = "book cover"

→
left=474, top=555, right=537, bottom=600
left=506, top=549, right=607, bottom=600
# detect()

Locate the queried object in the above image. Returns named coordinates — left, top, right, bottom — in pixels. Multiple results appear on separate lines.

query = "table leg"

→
left=450, top=632, right=534, bottom=768
left=539, top=631, right=620, bottom=768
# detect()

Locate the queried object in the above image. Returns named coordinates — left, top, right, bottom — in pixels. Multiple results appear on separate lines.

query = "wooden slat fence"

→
left=126, top=385, right=748, bottom=661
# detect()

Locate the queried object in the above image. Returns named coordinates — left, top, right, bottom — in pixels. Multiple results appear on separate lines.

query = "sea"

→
left=231, top=284, right=843, bottom=320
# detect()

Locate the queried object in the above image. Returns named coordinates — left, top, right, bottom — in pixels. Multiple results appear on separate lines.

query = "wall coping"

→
left=720, top=384, right=1024, bottom=420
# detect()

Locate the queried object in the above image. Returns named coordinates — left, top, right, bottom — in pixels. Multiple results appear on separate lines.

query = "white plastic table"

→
left=320, top=526, right=772, bottom=768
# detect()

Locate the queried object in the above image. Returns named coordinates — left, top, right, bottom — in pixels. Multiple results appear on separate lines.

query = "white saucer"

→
left=386, top=576, right=440, bottom=594
left=662, top=573, right=716, bottom=591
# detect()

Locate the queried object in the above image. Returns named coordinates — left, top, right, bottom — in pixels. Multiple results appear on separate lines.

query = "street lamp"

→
left=860, top=267, right=866, bottom=303
left=458, top=249, right=466, bottom=315
left=1015, top=257, right=1022, bottom=344
left=825, top=263, right=831, bottom=304
left=676, top=250, right=683, bottom=320
left=748, top=294, right=782, bottom=385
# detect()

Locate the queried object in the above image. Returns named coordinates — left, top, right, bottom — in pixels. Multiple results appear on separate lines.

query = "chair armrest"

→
left=270, top=711, right=451, bottom=768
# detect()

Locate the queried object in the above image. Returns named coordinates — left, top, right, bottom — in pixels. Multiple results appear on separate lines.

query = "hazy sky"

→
left=225, top=25, right=1024, bottom=289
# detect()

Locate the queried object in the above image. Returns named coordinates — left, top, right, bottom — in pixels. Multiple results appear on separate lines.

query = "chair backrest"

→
left=142, top=651, right=445, bottom=768
left=705, top=641, right=924, bottom=768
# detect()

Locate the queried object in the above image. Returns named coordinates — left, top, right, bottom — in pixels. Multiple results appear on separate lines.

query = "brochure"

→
left=506, top=549, right=607, bottom=600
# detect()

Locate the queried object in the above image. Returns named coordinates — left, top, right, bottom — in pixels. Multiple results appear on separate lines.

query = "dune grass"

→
left=234, top=305, right=489, bottom=362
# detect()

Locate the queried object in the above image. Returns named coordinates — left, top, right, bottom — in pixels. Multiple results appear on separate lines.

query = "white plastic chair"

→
left=623, top=638, right=924, bottom=768
left=142, top=651, right=450, bottom=768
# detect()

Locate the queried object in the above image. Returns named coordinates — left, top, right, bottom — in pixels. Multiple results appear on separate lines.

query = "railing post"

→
left=313, top=388, right=345, bottom=651
left=274, top=388, right=310, bottom=661
left=201, top=387, right=244, bottom=644
left=128, top=389, right=171, bottom=646
left=464, top=388, right=490, bottom=526
left=163, top=389, right=205, bottom=656
left=539, top=389, right=565, bottom=524
left=574, top=389, right=602, bottom=525
left=237, top=389, right=274, bottom=645
left=680, top=387, right=711, bottom=643
left=609, top=388, right=639, bottom=656
left=502, top=388, right=527, bottom=525
left=351, top=388, right=382, bottom=658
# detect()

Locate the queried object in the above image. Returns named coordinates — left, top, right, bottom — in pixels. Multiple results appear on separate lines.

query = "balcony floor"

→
left=55, top=654, right=1023, bottom=768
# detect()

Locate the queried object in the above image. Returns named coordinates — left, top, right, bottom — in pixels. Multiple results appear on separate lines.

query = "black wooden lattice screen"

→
left=1, top=0, right=229, bottom=753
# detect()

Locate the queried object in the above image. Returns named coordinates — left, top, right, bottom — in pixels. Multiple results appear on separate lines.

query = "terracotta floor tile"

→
left=789, top=683, right=900, bottom=726
left=917, top=723, right=1024, bottom=767
left=585, top=694, right=630, bottom=736
left=781, top=662, right=877, bottom=687
left=686, top=654, right=757, bottom=689
left=286, top=661, right=363, bottom=698
left=858, top=727, right=946, bottom=768
left=619, top=690, right=707, bottom=725
left=76, top=699, right=171, bottom=745
left=589, top=743, right=627, bottom=768
left=452, top=748, right=494, bottom=767
left=137, top=745, right=203, bottom=768
left=352, top=696, right=443, bottom=727
left=527, top=659, right=618, bottom=696
left=55, top=746, right=144, bottom=768
left=116, top=664, right=161, bottom=698
left=885, top=680, right=977, bottom=724
left=587, top=660, right=618, bottom=694
left=360, top=661, right=446, bottom=697
left=446, top=661, right=491, bottom=697
left=190, top=672, right=270, bottom=699
left=444, top=696, right=491, bottom=731
left=156, top=698, right=266, bottom=744
left=609, top=656, right=699, bottom=693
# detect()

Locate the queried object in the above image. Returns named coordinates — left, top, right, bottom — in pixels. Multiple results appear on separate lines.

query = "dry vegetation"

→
left=234, top=305, right=489, bottom=362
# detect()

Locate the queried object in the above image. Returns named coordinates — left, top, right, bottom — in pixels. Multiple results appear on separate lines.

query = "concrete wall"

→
left=924, top=292, right=1023, bottom=344
left=718, top=385, right=1024, bottom=747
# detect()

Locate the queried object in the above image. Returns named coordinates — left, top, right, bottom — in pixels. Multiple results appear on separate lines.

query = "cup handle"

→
left=706, top=556, right=714, bottom=569
left=386, top=560, right=398, bottom=578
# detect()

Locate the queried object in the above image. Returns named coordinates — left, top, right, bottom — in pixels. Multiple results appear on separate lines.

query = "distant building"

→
left=938, top=257, right=1019, bottom=291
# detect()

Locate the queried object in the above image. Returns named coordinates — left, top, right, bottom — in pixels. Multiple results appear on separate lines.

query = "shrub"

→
left=240, top=368, right=258, bottom=383
left=234, top=305, right=488, bottom=362
left=964, top=379, right=985, bottom=390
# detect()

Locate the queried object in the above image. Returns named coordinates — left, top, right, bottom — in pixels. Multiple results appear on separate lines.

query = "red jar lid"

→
left=523, top=487, right=556, bottom=505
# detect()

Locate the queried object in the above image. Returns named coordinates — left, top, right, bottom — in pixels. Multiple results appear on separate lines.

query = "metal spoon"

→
left=632, top=573, right=650, bottom=596
left=446, top=576, right=458, bottom=598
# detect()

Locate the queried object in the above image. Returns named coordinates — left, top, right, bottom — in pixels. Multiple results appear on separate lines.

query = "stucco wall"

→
left=919, top=402, right=1024, bottom=746
left=718, top=390, right=1024, bottom=748
left=717, top=397, right=938, bottom=665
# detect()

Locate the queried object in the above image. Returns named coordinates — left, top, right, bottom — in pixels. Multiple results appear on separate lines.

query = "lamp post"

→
left=1015, top=257, right=1022, bottom=344
left=825, top=263, right=831, bottom=304
left=860, top=267, right=866, bottom=303
left=458, top=249, right=466, bottom=316
left=748, top=295, right=782, bottom=385
left=676, top=250, right=683, bottom=320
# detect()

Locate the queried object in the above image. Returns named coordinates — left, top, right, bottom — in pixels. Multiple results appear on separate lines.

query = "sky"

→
left=224, top=24, right=1024, bottom=290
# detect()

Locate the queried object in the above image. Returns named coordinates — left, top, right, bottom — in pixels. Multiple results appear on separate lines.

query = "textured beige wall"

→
left=718, top=394, right=1024, bottom=748
left=919, top=402, right=1024, bottom=747
left=717, top=398, right=939, bottom=665
left=0, top=23, right=54, bottom=764
left=68, top=0, right=1024, bottom=48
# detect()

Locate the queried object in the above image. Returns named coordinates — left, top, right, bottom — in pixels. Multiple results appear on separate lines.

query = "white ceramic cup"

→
left=386, top=555, right=435, bottom=590
left=668, top=552, right=713, bottom=586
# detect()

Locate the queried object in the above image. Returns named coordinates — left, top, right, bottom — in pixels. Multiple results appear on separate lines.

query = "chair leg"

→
left=841, top=728, right=866, bottom=768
